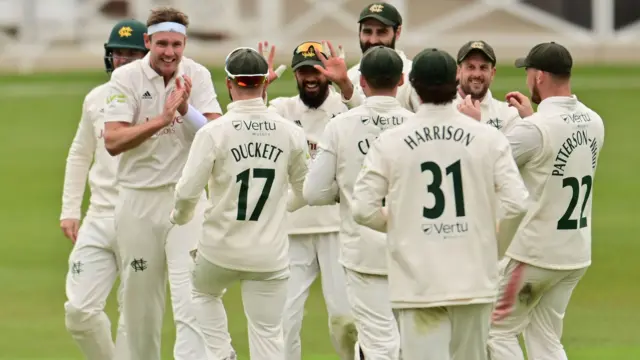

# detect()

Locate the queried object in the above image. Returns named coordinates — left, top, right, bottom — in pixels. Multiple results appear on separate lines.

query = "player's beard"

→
left=297, top=80, right=330, bottom=109
left=360, top=37, right=396, bottom=54
left=531, top=83, right=542, bottom=104
left=459, top=76, right=490, bottom=101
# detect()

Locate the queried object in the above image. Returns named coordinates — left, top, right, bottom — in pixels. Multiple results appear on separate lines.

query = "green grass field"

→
left=0, top=64, right=638, bottom=359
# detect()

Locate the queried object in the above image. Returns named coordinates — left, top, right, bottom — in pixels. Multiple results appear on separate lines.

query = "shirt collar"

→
left=364, top=95, right=401, bottom=109
left=227, top=97, right=268, bottom=112
left=537, top=95, right=578, bottom=112
left=296, top=91, right=335, bottom=114
left=416, top=103, right=459, bottom=116
left=142, top=53, right=185, bottom=82
left=456, top=87, right=494, bottom=108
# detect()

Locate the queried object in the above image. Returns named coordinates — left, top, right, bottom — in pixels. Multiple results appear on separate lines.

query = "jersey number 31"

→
left=236, top=168, right=275, bottom=221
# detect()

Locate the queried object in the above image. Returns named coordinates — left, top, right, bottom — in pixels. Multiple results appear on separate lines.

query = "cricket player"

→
left=304, top=45, right=413, bottom=359
left=268, top=41, right=356, bottom=360
left=351, top=48, right=528, bottom=360
left=60, top=19, right=147, bottom=360
left=102, top=7, right=223, bottom=360
left=339, top=2, right=419, bottom=111
left=170, top=47, right=309, bottom=360
left=454, top=40, right=519, bottom=133
left=487, top=42, right=605, bottom=360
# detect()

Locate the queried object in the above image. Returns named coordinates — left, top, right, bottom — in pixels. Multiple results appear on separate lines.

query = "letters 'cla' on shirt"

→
left=504, top=95, right=605, bottom=270
left=173, top=98, right=310, bottom=272
left=310, top=96, right=413, bottom=275
left=61, top=83, right=118, bottom=219
left=352, top=104, right=528, bottom=308
left=269, top=90, right=348, bottom=235
left=103, top=53, right=222, bottom=189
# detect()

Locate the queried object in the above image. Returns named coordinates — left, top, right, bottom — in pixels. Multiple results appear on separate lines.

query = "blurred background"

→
left=0, top=0, right=638, bottom=359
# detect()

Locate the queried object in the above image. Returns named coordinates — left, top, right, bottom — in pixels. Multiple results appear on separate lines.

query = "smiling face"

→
left=457, top=52, right=496, bottom=101
left=295, top=66, right=330, bottom=109
left=359, top=19, right=399, bottom=54
left=144, top=31, right=185, bottom=78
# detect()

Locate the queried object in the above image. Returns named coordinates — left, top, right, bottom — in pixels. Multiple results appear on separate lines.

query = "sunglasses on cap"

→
left=224, top=47, right=269, bottom=87
left=294, top=41, right=325, bottom=58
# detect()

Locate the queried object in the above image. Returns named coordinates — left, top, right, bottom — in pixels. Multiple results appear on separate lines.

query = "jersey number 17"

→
left=236, top=168, right=275, bottom=221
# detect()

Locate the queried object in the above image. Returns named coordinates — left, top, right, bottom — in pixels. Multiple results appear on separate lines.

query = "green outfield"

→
left=0, top=64, right=638, bottom=360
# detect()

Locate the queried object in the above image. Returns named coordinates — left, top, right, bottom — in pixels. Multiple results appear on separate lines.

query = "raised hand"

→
left=313, top=40, right=350, bottom=87
left=176, top=75, right=192, bottom=116
left=163, top=87, right=186, bottom=125
left=506, top=91, right=534, bottom=118
left=258, top=41, right=286, bottom=84
left=457, top=95, right=482, bottom=121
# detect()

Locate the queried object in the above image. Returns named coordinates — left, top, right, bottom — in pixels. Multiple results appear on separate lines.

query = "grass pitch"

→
left=0, top=65, right=638, bottom=359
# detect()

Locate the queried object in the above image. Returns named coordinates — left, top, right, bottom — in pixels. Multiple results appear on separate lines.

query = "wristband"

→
left=184, top=104, right=208, bottom=131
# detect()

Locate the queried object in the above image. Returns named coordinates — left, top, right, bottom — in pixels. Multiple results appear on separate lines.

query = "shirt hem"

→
left=199, top=251, right=289, bottom=273
left=390, top=292, right=497, bottom=309
left=340, top=260, right=387, bottom=276
left=505, top=253, right=592, bottom=270
left=288, top=227, right=340, bottom=235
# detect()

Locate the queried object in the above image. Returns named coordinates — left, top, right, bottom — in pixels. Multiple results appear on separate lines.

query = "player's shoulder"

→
left=268, top=95, right=298, bottom=113
left=84, top=82, right=110, bottom=104
left=325, top=89, right=349, bottom=112
left=575, top=98, right=603, bottom=121
left=180, top=56, right=211, bottom=77
left=110, top=59, right=144, bottom=80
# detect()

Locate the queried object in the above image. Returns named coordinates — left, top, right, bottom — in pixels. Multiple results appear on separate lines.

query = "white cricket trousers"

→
left=191, top=253, right=289, bottom=360
left=284, top=233, right=356, bottom=360
left=114, top=186, right=207, bottom=360
left=64, top=215, right=128, bottom=360
left=344, top=269, right=400, bottom=360
left=488, top=258, right=587, bottom=360
left=397, top=304, right=493, bottom=360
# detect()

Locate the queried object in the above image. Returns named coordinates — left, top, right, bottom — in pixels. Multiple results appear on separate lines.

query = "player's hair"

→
left=411, top=80, right=457, bottom=105
left=363, top=73, right=402, bottom=90
left=146, top=7, right=189, bottom=28
left=550, top=72, right=571, bottom=82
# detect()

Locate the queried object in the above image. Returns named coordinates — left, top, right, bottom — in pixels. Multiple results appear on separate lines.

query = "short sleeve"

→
left=190, top=66, right=223, bottom=115
left=103, top=71, right=137, bottom=124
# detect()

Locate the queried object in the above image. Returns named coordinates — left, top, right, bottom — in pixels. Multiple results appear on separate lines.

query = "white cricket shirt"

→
left=352, top=103, right=528, bottom=308
left=61, top=83, right=118, bottom=219
left=452, top=89, right=520, bottom=133
left=304, top=96, right=413, bottom=275
left=103, top=53, right=222, bottom=189
left=172, top=98, right=310, bottom=272
left=343, top=49, right=420, bottom=112
left=503, top=96, right=605, bottom=270
left=269, top=90, right=348, bottom=235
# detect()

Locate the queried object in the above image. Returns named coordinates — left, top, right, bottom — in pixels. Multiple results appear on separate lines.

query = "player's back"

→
left=506, top=96, right=605, bottom=270
left=376, top=104, right=511, bottom=305
left=329, top=97, right=413, bottom=274
left=198, top=99, right=308, bottom=273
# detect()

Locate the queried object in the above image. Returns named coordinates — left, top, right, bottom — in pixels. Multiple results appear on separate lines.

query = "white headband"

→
left=147, top=22, right=187, bottom=35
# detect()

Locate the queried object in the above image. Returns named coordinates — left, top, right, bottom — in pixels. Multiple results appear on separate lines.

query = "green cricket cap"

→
left=409, top=48, right=457, bottom=86
left=225, top=48, right=269, bottom=77
left=457, top=40, right=496, bottom=65
left=358, top=2, right=402, bottom=27
left=515, top=42, right=572, bottom=75
left=360, top=45, right=403, bottom=81
left=291, top=41, right=328, bottom=71
left=105, top=19, right=147, bottom=52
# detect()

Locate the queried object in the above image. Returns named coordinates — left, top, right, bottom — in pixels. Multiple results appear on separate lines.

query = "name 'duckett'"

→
left=231, top=142, right=284, bottom=163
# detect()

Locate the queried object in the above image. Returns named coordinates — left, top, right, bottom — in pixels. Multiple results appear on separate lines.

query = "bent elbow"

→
left=103, top=133, right=122, bottom=156
left=351, top=203, right=367, bottom=226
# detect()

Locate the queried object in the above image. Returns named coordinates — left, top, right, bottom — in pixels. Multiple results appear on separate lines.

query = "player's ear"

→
left=144, top=33, right=151, bottom=50
left=394, top=25, right=402, bottom=40
left=225, top=78, right=232, bottom=90
left=456, top=65, right=461, bottom=81
left=397, top=74, right=404, bottom=87
left=359, top=75, right=367, bottom=90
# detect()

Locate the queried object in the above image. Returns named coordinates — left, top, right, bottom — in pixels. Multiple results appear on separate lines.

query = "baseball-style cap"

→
left=515, top=42, right=573, bottom=75
left=358, top=2, right=402, bottom=27
left=225, top=47, right=269, bottom=87
left=360, top=45, right=403, bottom=80
left=457, top=40, right=496, bottom=65
left=410, top=48, right=457, bottom=85
left=291, top=41, right=328, bottom=71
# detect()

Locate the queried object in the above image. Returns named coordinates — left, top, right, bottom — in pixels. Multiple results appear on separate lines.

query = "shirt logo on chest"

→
left=486, top=118, right=502, bottom=130
left=142, top=91, right=152, bottom=100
